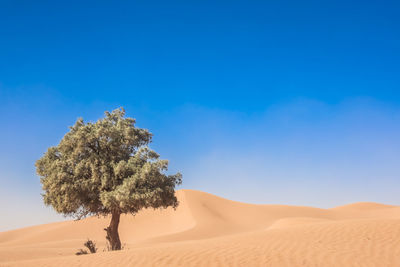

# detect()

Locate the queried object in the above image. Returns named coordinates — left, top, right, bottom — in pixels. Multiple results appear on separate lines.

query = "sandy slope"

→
left=1, top=190, right=399, bottom=266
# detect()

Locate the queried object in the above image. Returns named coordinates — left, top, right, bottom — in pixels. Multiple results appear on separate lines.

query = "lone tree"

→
left=35, top=108, right=182, bottom=250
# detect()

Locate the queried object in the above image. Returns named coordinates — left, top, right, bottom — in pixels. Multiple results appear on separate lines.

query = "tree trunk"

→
left=104, top=211, right=121, bottom=250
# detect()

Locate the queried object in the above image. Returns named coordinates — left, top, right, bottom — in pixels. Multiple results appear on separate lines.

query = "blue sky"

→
left=0, top=0, right=399, bottom=230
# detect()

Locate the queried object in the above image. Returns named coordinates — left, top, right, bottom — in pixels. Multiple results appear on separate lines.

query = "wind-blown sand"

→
left=1, top=190, right=399, bottom=266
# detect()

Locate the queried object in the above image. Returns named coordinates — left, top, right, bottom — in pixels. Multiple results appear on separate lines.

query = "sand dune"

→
left=1, top=189, right=399, bottom=266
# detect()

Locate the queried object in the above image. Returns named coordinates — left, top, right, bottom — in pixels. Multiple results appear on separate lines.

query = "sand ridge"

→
left=1, top=189, right=399, bottom=266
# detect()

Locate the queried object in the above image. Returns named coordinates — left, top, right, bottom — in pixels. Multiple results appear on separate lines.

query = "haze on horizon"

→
left=0, top=0, right=399, bottom=231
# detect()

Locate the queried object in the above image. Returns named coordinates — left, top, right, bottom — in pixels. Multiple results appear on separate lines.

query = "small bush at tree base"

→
left=76, top=239, right=97, bottom=255
left=84, top=239, right=97, bottom=253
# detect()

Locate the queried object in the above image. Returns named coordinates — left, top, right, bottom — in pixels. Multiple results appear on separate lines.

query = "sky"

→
left=0, top=0, right=399, bottom=231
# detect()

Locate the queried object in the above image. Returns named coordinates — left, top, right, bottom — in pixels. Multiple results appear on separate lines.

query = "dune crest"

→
left=1, top=189, right=400, bottom=266
left=332, top=202, right=397, bottom=210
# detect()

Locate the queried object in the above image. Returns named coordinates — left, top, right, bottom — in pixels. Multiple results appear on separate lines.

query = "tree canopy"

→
left=35, top=108, right=182, bottom=249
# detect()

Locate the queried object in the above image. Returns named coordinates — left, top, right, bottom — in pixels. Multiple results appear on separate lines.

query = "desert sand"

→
left=1, top=189, right=399, bottom=266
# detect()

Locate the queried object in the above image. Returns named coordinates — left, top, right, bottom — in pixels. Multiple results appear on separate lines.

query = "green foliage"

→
left=36, top=108, right=182, bottom=219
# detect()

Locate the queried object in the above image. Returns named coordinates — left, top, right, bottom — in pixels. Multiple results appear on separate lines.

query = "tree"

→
left=35, top=108, right=182, bottom=250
